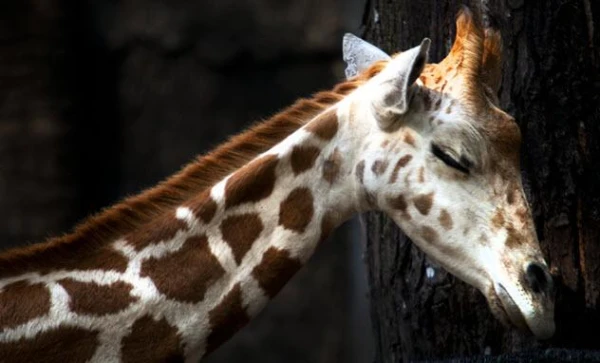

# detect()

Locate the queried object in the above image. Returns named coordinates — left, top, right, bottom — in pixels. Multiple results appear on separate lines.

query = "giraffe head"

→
left=342, top=9, right=555, bottom=339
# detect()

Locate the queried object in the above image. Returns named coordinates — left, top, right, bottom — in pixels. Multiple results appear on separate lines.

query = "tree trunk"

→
left=363, top=0, right=600, bottom=361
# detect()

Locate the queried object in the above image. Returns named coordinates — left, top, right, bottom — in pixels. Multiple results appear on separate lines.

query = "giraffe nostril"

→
left=526, top=262, right=553, bottom=294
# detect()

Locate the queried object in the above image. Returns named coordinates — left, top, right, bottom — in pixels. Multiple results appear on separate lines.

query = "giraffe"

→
left=0, top=8, right=555, bottom=362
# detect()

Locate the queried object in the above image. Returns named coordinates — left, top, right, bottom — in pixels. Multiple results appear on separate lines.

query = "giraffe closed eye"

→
left=431, top=143, right=470, bottom=174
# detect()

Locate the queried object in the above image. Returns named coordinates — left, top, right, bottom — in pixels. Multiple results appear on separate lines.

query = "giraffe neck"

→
left=0, top=101, right=368, bottom=361
left=170, top=104, right=365, bottom=357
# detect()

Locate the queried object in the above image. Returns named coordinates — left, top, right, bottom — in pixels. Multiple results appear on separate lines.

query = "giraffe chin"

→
left=492, top=283, right=530, bottom=333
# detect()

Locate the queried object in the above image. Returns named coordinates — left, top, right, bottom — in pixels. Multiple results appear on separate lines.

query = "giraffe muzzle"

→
left=493, top=277, right=556, bottom=340
left=495, top=283, right=529, bottom=333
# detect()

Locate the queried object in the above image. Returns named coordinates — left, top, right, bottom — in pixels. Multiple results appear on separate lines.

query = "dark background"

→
left=0, top=0, right=374, bottom=362
left=3, top=1, right=600, bottom=362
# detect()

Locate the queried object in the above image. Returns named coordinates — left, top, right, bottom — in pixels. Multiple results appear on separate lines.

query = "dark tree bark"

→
left=363, top=0, right=600, bottom=361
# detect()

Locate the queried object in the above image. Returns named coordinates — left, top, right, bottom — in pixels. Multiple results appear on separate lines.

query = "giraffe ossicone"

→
left=0, top=8, right=554, bottom=362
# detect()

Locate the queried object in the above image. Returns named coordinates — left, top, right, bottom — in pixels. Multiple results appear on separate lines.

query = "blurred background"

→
left=0, top=0, right=374, bottom=362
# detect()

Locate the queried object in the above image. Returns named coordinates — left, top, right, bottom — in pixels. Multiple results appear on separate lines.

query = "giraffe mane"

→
left=0, top=62, right=388, bottom=277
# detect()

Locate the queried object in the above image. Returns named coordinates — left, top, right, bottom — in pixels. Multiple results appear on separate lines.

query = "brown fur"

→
left=413, top=193, right=434, bottom=215
left=224, top=155, right=279, bottom=209
left=505, top=225, right=522, bottom=249
left=58, top=279, right=137, bottom=315
left=0, top=281, right=50, bottom=329
left=290, top=145, right=321, bottom=175
left=206, top=284, right=249, bottom=355
left=439, top=209, right=453, bottom=230
left=491, top=208, right=506, bottom=230
left=0, top=327, right=99, bottom=363
left=278, top=188, right=314, bottom=233
left=305, top=108, right=339, bottom=140
left=322, top=148, right=342, bottom=184
left=389, top=155, right=413, bottom=184
left=355, top=160, right=366, bottom=184
left=371, top=159, right=389, bottom=176
left=404, top=132, right=416, bottom=146
left=418, top=166, right=426, bottom=183
left=121, top=315, right=184, bottom=363
left=251, top=247, right=302, bottom=298
left=186, top=190, right=218, bottom=224
left=126, top=213, right=188, bottom=251
left=220, top=213, right=264, bottom=264
left=443, top=8, right=484, bottom=84
left=141, top=235, right=225, bottom=303
left=388, top=194, right=408, bottom=213
left=421, top=226, right=439, bottom=244
left=0, top=64, right=386, bottom=279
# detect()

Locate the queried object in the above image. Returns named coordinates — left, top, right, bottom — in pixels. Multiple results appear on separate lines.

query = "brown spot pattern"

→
left=224, top=154, right=278, bottom=209
left=188, top=190, right=218, bottom=224
left=290, top=145, right=321, bottom=175
left=491, top=209, right=505, bottom=230
left=388, top=194, right=408, bottom=212
left=305, top=109, right=338, bottom=140
left=59, top=279, right=137, bottom=316
left=0, top=327, right=98, bottom=363
left=421, top=226, right=439, bottom=244
left=371, top=159, right=389, bottom=176
left=515, top=207, right=528, bottom=224
left=389, top=155, right=412, bottom=183
left=414, top=193, right=435, bottom=215
left=252, top=247, right=303, bottom=298
left=127, top=213, right=188, bottom=250
left=121, top=315, right=184, bottom=363
left=381, top=140, right=390, bottom=148
left=355, top=160, right=366, bottom=184
left=221, top=213, right=264, bottom=264
left=0, top=281, right=50, bottom=330
left=322, top=148, right=342, bottom=184
left=439, top=209, right=453, bottom=230
left=206, top=284, right=249, bottom=355
left=404, top=132, right=416, bottom=146
left=141, top=234, right=225, bottom=303
left=505, top=226, right=521, bottom=249
left=279, top=188, right=314, bottom=233
left=418, top=167, right=426, bottom=183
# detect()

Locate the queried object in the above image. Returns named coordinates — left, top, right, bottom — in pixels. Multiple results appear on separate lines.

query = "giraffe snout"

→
left=525, top=262, right=554, bottom=296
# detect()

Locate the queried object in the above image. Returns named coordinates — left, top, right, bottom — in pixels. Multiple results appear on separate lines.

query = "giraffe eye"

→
left=431, top=144, right=470, bottom=174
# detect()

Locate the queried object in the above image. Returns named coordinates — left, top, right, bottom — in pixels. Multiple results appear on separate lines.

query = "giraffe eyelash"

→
left=431, top=143, right=470, bottom=174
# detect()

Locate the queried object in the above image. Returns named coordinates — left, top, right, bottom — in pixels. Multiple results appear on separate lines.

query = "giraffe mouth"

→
left=492, top=283, right=530, bottom=334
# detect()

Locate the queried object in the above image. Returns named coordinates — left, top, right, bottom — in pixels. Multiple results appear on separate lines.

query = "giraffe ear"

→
left=373, top=38, right=430, bottom=129
left=343, top=33, right=391, bottom=79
